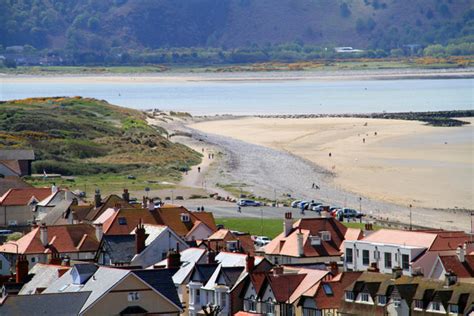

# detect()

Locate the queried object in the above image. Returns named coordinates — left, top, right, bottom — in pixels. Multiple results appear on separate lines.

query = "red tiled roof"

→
left=439, top=254, right=474, bottom=278
left=0, top=176, right=32, bottom=196
left=192, top=211, right=217, bottom=231
left=264, top=217, right=355, bottom=258
left=250, top=272, right=267, bottom=295
left=429, top=231, right=472, bottom=251
left=0, top=224, right=100, bottom=254
left=0, top=188, right=52, bottom=206
left=311, top=272, right=363, bottom=309
left=268, top=273, right=306, bottom=302
left=206, top=229, right=255, bottom=255
left=84, top=194, right=136, bottom=221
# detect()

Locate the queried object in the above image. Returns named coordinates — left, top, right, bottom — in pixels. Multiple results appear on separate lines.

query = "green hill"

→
left=1, top=0, right=472, bottom=63
left=0, top=97, right=201, bottom=192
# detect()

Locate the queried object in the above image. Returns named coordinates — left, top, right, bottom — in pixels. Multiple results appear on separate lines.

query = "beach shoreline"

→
left=2, top=67, right=474, bottom=84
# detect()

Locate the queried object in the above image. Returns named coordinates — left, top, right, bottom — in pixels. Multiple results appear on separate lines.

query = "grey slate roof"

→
left=0, top=292, right=91, bottom=316
left=190, top=263, right=219, bottom=283
left=133, top=269, right=182, bottom=309
left=100, top=235, right=136, bottom=265
left=0, top=149, right=35, bottom=160
left=19, top=264, right=71, bottom=295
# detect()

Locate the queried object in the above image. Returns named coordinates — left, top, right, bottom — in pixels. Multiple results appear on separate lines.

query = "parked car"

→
left=308, top=202, right=322, bottom=210
left=312, top=204, right=330, bottom=212
left=291, top=200, right=302, bottom=208
left=255, top=236, right=271, bottom=246
left=237, top=199, right=262, bottom=207
left=340, top=208, right=365, bottom=218
left=296, top=201, right=309, bottom=208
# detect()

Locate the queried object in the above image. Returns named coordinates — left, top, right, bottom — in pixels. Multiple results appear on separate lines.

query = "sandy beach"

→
left=2, top=67, right=474, bottom=84
left=191, top=117, right=474, bottom=210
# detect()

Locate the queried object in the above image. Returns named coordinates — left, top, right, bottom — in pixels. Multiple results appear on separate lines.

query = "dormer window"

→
left=345, top=291, right=354, bottom=301
left=414, top=300, right=424, bottom=310
left=310, top=235, right=321, bottom=246
left=449, top=304, right=459, bottom=314
left=360, top=293, right=370, bottom=302
left=431, top=301, right=441, bottom=311
left=226, top=240, right=238, bottom=251
left=180, top=213, right=190, bottom=222
left=378, top=295, right=387, bottom=305
left=320, top=231, right=331, bottom=241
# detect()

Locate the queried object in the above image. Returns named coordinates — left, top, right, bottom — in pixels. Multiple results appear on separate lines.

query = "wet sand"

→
left=191, top=117, right=474, bottom=210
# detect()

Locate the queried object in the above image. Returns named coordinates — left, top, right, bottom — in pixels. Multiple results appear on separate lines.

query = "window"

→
left=360, top=293, right=370, bottom=302
left=362, top=250, right=370, bottom=265
left=414, top=300, right=424, bottom=310
left=345, top=291, right=354, bottom=301
left=118, top=217, right=127, bottom=225
left=244, top=296, right=257, bottom=312
left=262, top=299, right=275, bottom=315
left=31, top=257, right=36, bottom=263
left=195, top=289, right=200, bottom=304
left=384, top=252, right=392, bottom=269
left=281, top=303, right=294, bottom=316
left=449, top=304, right=459, bottom=314
left=431, top=301, right=441, bottom=311
left=302, top=308, right=321, bottom=316
left=322, top=284, right=333, bottom=295
left=128, top=292, right=140, bottom=302
left=378, top=295, right=387, bottom=305
left=346, top=248, right=353, bottom=263
left=402, top=254, right=410, bottom=270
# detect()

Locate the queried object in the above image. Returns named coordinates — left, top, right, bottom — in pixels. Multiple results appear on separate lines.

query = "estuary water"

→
left=1, top=75, right=472, bottom=115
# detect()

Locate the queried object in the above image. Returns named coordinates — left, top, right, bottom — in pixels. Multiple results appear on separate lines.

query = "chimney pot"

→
left=40, top=224, right=48, bottom=247
left=94, top=189, right=101, bottom=208
left=456, top=244, right=465, bottom=263
left=135, top=222, right=147, bottom=254
left=95, top=223, right=103, bottom=241
left=167, top=249, right=181, bottom=269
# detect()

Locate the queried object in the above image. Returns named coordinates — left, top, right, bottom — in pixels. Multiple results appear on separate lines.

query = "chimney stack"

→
left=392, top=266, right=403, bottom=279
left=273, top=266, right=284, bottom=276
left=445, top=270, right=458, bottom=287
left=16, top=255, right=29, bottom=283
left=94, top=189, right=101, bottom=208
left=368, top=262, right=380, bottom=273
left=40, top=223, right=48, bottom=247
left=95, top=223, right=103, bottom=241
left=246, top=254, right=255, bottom=273
left=49, top=251, right=61, bottom=265
left=167, top=247, right=181, bottom=269
left=297, top=229, right=304, bottom=257
left=284, top=212, right=293, bottom=237
left=135, top=221, right=147, bottom=254
left=329, top=261, right=339, bottom=276
left=208, top=250, right=216, bottom=264
left=456, top=244, right=465, bottom=263
left=122, top=189, right=130, bottom=202
left=51, top=183, right=58, bottom=194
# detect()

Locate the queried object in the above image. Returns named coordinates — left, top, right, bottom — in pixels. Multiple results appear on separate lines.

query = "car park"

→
left=237, top=199, right=262, bottom=207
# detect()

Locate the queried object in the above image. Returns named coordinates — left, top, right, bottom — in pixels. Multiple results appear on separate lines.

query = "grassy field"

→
left=216, top=217, right=381, bottom=238
left=2, top=57, right=473, bottom=75
left=0, top=97, right=201, bottom=195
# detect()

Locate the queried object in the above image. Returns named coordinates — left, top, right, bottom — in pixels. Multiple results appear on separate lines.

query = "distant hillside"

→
left=0, top=97, right=201, bottom=179
left=1, top=0, right=472, bottom=54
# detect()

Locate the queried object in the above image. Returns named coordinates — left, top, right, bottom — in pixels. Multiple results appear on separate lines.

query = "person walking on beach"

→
left=198, top=166, right=201, bottom=173
left=363, top=138, right=366, bottom=143
left=201, top=206, right=205, bottom=211
left=238, top=206, right=241, bottom=213
left=312, top=183, right=315, bottom=189
left=329, top=152, right=332, bottom=157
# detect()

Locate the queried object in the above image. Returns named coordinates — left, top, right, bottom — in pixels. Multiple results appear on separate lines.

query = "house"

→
left=0, top=187, right=52, bottom=226
left=344, top=229, right=474, bottom=276
left=0, top=292, right=92, bottom=315
left=0, top=149, right=35, bottom=177
left=339, top=270, right=474, bottom=316
left=202, top=229, right=256, bottom=255
left=64, top=190, right=136, bottom=224
left=35, top=189, right=83, bottom=225
left=263, top=212, right=362, bottom=265
left=100, top=204, right=217, bottom=241
left=95, top=234, right=137, bottom=266
left=130, top=223, right=189, bottom=268
left=239, top=265, right=330, bottom=316
left=0, top=223, right=101, bottom=269
left=297, top=271, right=362, bottom=316
left=428, top=244, right=474, bottom=280
left=41, top=264, right=183, bottom=315
left=153, top=247, right=209, bottom=309
left=19, top=263, right=71, bottom=295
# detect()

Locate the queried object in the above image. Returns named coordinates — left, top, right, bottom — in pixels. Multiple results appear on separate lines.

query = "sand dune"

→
left=191, top=117, right=473, bottom=210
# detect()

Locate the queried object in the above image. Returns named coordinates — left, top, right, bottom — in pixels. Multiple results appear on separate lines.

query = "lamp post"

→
left=409, top=204, right=413, bottom=231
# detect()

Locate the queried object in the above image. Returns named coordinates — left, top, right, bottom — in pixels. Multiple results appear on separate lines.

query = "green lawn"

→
left=216, top=217, right=382, bottom=238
